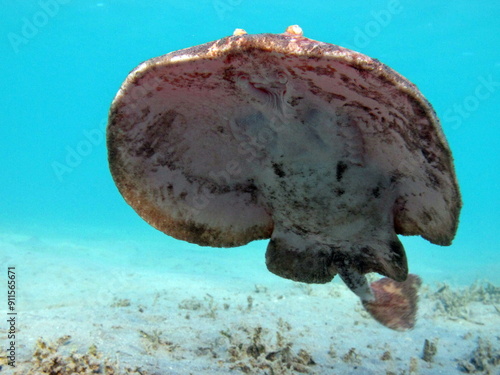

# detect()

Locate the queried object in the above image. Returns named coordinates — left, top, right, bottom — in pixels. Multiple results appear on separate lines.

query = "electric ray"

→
left=107, top=25, right=461, bottom=330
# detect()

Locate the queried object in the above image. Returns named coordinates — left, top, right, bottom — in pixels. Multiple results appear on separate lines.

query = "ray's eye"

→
left=276, top=71, right=288, bottom=84
left=236, top=72, right=250, bottom=83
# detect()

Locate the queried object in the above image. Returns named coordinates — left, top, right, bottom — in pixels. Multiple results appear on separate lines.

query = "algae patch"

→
left=429, top=281, right=500, bottom=323
left=214, top=322, right=315, bottom=374
left=15, top=336, right=148, bottom=375
left=458, top=337, right=500, bottom=373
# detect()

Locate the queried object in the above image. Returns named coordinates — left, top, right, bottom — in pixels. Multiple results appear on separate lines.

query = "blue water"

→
left=2, top=0, right=498, bottom=284
left=1, top=1, right=499, bottom=373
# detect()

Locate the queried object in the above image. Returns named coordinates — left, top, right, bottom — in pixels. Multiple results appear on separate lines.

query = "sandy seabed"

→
left=0, top=233, right=499, bottom=375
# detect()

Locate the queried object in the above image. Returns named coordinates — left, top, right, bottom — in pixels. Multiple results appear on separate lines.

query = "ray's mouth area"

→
left=235, top=72, right=292, bottom=119
left=235, top=71, right=288, bottom=97
left=250, top=82, right=287, bottom=96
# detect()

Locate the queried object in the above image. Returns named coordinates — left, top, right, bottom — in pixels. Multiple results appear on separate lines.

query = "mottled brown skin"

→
left=107, top=26, right=461, bottom=331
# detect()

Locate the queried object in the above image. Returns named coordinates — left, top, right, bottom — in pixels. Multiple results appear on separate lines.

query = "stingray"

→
left=107, top=25, right=461, bottom=330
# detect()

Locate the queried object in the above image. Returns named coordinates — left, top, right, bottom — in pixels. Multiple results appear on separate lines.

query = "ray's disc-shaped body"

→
left=107, top=26, right=461, bottom=330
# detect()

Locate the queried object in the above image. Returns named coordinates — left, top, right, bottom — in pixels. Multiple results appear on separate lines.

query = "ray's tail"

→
left=362, top=274, right=422, bottom=331
left=339, top=268, right=422, bottom=331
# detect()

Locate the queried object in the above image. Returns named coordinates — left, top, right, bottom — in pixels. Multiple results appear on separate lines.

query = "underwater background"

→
left=1, top=1, right=499, bottom=374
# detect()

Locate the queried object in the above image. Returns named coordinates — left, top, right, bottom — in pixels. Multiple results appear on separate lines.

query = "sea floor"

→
left=0, top=232, right=499, bottom=375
